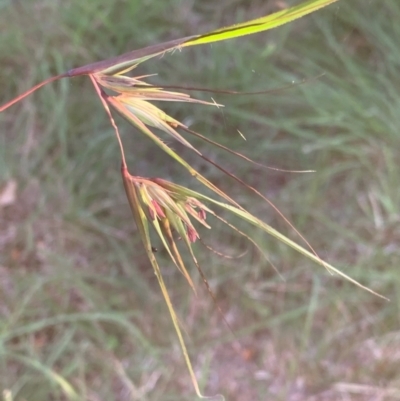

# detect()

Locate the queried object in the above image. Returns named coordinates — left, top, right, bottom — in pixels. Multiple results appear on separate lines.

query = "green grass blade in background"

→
left=2, top=352, right=79, bottom=400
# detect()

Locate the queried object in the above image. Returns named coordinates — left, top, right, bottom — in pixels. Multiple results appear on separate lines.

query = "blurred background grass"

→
left=1, top=0, right=400, bottom=400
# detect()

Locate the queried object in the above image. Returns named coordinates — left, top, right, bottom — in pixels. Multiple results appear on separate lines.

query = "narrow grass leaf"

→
left=66, top=0, right=341, bottom=76
left=181, top=0, right=340, bottom=47
left=2, top=351, right=79, bottom=400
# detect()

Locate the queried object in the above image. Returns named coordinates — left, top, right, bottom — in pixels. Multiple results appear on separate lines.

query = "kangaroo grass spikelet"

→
left=2, top=0, right=387, bottom=398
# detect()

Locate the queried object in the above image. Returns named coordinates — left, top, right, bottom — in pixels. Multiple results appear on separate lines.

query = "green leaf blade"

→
left=182, top=0, right=340, bottom=47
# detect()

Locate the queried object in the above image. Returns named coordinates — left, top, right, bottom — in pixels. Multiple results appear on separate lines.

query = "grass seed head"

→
left=132, top=177, right=210, bottom=243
